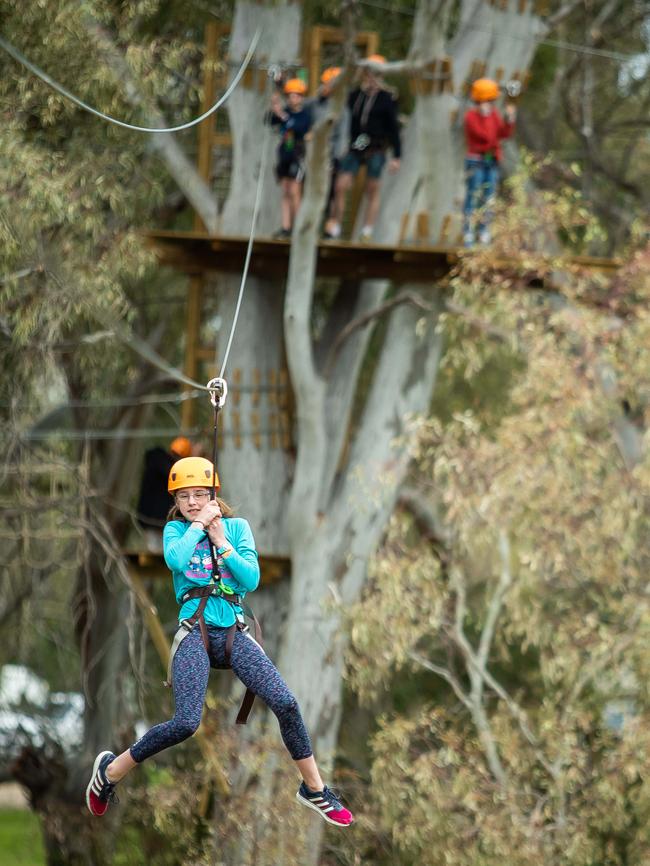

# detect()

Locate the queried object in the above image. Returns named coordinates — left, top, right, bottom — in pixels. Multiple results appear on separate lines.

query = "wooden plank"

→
left=308, top=26, right=321, bottom=96
left=441, top=56, right=453, bottom=94
left=398, top=213, right=410, bottom=245
left=306, top=25, right=379, bottom=96
left=128, top=569, right=170, bottom=668
left=439, top=213, right=452, bottom=244
left=416, top=211, right=430, bottom=243
left=181, top=275, right=203, bottom=429
left=195, top=22, right=220, bottom=231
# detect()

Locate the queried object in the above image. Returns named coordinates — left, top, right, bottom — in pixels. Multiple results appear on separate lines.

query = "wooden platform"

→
left=146, top=230, right=620, bottom=284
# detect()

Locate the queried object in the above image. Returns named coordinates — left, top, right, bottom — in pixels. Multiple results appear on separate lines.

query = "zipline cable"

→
left=357, top=0, right=641, bottom=63
left=0, top=28, right=261, bottom=134
left=217, top=75, right=273, bottom=380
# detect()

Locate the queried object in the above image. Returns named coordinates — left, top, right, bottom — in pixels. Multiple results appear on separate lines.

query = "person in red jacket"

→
left=463, top=78, right=516, bottom=247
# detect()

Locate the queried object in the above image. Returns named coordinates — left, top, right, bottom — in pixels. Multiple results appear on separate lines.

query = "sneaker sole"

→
left=295, top=792, right=354, bottom=827
left=85, top=750, right=113, bottom=816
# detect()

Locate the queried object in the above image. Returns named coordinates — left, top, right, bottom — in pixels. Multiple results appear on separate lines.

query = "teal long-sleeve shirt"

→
left=163, top=518, right=260, bottom=627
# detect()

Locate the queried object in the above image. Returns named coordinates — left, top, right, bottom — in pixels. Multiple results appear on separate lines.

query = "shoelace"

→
left=322, top=786, right=344, bottom=810
left=101, top=777, right=120, bottom=805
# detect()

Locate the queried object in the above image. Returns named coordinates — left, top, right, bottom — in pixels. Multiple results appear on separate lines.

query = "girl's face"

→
left=287, top=92, right=304, bottom=111
left=175, top=487, right=211, bottom=522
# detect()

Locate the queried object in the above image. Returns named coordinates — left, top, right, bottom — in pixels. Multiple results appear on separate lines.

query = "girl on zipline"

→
left=86, top=456, right=354, bottom=827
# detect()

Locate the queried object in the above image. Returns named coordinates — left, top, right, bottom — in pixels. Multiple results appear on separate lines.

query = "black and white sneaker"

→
left=296, top=781, right=354, bottom=826
left=86, top=750, right=118, bottom=816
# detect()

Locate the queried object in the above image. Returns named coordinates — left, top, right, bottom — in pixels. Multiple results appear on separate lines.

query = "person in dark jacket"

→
left=136, top=437, right=193, bottom=552
left=324, top=55, right=401, bottom=242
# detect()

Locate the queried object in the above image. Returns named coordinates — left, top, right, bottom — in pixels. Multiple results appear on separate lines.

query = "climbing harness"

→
left=0, top=29, right=261, bottom=134
left=165, top=378, right=263, bottom=725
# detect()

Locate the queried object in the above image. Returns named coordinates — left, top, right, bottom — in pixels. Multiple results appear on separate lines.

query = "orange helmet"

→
left=366, top=53, right=386, bottom=66
left=470, top=78, right=499, bottom=103
left=321, top=66, right=341, bottom=85
left=284, top=78, right=307, bottom=95
left=168, top=457, right=220, bottom=492
left=169, top=436, right=192, bottom=459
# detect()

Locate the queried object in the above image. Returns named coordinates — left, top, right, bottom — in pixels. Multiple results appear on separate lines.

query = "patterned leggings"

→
left=129, top=625, right=312, bottom=763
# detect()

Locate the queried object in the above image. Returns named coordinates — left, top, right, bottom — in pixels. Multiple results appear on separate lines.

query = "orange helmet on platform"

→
left=284, top=78, right=307, bottom=95
left=471, top=78, right=499, bottom=102
left=169, top=436, right=192, bottom=459
left=321, top=66, right=341, bottom=85
left=366, top=53, right=387, bottom=68
left=168, top=457, right=219, bottom=492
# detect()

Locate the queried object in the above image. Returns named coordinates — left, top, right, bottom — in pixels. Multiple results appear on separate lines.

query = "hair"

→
left=167, top=494, right=235, bottom=523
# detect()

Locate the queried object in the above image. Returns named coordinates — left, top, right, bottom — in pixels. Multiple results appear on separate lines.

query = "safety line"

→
left=0, top=28, right=260, bottom=133
left=217, top=79, right=273, bottom=380
left=357, top=0, right=640, bottom=63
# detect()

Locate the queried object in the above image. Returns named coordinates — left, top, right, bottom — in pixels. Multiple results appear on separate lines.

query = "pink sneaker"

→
left=296, top=782, right=354, bottom=827
left=86, top=750, right=118, bottom=816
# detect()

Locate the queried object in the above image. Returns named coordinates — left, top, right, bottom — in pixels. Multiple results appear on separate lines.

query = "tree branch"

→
left=398, top=486, right=450, bottom=552
left=450, top=567, right=508, bottom=786
left=477, top=530, right=513, bottom=669
left=285, top=4, right=358, bottom=523
left=409, top=651, right=472, bottom=709
left=546, top=0, right=584, bottom=29
left=444, top=299, right=514, bottom=344
left=325, top=290, right=433, bottom=374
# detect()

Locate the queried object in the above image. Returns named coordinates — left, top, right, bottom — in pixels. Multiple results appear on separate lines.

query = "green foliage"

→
left=0, top=809, right=46, bottom=866
left=346, top=177, right=650, bottom=865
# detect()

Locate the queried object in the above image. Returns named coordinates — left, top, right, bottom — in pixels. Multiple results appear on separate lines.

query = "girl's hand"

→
left=194, top=500, right=222, bottom=527
left=206, top=519, right=227, bottom=549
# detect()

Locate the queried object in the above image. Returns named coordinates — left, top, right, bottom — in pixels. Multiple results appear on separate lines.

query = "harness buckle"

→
left=351, top=133, right=370, bottom=151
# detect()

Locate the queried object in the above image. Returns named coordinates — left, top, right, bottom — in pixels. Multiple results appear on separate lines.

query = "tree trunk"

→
left=214, top=0, right=303, bottom=551
left=225, top=2, right=545, bottom=864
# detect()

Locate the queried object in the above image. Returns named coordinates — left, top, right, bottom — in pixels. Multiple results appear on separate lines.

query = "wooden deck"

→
left=145, top=230, right=620, bottom=284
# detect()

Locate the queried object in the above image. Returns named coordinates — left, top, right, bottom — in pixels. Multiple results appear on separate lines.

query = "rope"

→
left=217, top=77, right=273, bottom=380
left=0, top=28, right=261, bottom=134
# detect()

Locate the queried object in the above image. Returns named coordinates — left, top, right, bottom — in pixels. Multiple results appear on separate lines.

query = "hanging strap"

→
left=205, top=377, right=262, bottom=723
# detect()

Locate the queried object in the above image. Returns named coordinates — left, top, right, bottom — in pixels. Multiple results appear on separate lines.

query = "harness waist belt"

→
left=181, top=587, right=242, bottom=606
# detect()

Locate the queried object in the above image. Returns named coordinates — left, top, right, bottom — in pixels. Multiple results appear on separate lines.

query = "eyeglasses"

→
left=175, top=490, right=211, bottom=503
